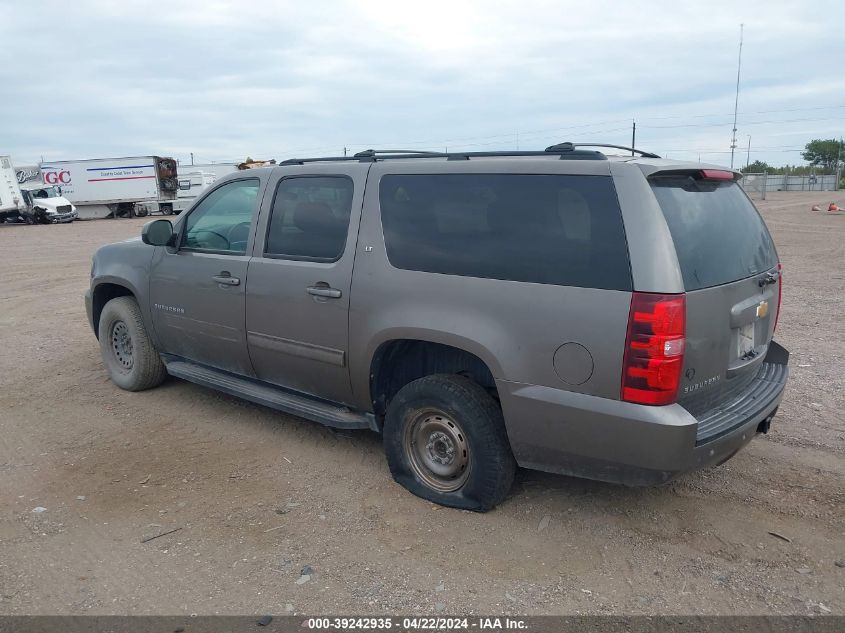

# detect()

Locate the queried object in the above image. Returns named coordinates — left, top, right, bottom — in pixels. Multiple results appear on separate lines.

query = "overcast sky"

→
left=2, top=0, right=843, bottom=168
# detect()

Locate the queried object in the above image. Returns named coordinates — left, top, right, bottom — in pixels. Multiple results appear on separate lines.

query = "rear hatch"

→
left=649, top=169, right=786, bottom=439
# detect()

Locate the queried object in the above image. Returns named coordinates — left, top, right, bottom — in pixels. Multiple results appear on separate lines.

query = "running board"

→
left=164, top=359, right=376, bottom=431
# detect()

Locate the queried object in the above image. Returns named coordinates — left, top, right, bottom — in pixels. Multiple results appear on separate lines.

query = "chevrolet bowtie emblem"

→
left=756, top=301, right=769, bottom=318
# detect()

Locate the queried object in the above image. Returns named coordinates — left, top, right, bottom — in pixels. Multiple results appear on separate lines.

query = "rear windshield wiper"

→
left=758, top=270, right=780, bottom=286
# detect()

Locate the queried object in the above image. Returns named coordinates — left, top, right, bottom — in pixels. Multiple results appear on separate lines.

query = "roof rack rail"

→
left=545, top=142, right=661, bottom=159
left=353, top=149, right=444, bottom=158
left=352, top=148, right=451, bottom=162
left=279, top=143, right=634, bottom=165
left=280, top=155, right=351, bottom=166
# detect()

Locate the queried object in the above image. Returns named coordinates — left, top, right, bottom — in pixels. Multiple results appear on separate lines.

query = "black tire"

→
left=383, top=374, right=516, bottom=512
left=98, top=296, right=166, bottom=391
left=33, top=208, right=49, bottom=224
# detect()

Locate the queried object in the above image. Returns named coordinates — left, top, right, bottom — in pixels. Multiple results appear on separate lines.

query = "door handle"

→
left=212, top=273, right=240, bottom=286
left=307, top=285, right=342, bottom=299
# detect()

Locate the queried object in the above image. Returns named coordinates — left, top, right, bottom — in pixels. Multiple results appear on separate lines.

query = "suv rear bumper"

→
left=497, top=342, right=789, bottom=485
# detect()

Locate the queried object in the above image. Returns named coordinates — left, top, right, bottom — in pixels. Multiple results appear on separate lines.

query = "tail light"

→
left=774, top=262, right=783, bottom=332
left=621, top=293, right=686, bottom=406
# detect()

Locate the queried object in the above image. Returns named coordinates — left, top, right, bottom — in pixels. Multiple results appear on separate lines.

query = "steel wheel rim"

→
left=110, top=320, right=134, bottom=371
left=404, top=409, right=470, bottom=492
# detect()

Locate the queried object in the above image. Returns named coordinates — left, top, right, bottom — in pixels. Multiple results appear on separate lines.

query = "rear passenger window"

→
left=379, top=174, right=632, bottom=290
left=265, top=176, right=354, bottom=261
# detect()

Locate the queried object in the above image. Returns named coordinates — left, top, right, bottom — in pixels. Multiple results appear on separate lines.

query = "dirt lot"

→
left=0, top=191, right=842, bottom=616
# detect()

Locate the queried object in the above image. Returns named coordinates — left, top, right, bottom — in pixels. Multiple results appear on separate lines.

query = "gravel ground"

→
left=0, top=191, right=842, bottom=616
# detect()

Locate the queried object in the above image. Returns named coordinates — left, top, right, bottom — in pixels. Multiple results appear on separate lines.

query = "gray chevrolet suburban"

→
left=85, top=143, right=788, bottom=511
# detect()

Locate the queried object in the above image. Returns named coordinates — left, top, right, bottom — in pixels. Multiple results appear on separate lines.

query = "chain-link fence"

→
left=772, top=174, right=839, bottom=191
left=741, top=172, right=840, bottom=199
left=741, top=173, right=767, bottom=200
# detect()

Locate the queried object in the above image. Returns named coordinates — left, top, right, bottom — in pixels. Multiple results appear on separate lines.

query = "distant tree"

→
left=741, top=160, right=773, bottom=174
left=801, top=139, right=844, bottom=172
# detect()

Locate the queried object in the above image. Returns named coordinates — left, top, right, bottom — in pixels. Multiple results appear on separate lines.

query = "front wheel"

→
left=383, top=374, right=516, bottom=512
left=98, top=296, right=166, bottom=391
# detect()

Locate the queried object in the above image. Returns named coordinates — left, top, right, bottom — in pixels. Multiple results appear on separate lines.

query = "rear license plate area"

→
left=737, top=322, right=755, bottom=358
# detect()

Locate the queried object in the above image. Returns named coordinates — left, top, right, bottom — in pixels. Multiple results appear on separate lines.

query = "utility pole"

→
left=631, top=120, right=636, bottom=155
left=190, top=152, right=194, bottom=166
left=746, top=135, right=751, bottom=170
left=730, top=23, right=744, bottom=169
left=343, top=147, right=347, bottom=157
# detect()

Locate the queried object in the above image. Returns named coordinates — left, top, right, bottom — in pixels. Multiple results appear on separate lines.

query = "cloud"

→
left=1, top=0, right=843, bottom=167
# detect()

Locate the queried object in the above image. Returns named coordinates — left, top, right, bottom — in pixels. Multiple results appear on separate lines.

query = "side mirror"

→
left=56, top=186, right=62, bottom=195
left=141, top=219, right=175, bottom=246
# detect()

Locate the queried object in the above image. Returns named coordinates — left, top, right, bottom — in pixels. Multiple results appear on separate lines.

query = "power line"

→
left=300, top=115, right=841, bottom=156
left=638, top=104, right=845, bottom=122
left=338, top=107, right=845, bottom=151
left=287, top=118, right=633, bottom=154
left=242, top=104, right=844, bottom=160
left=641, top=115, right=845, bottom=130
left=663, top=148, right=805, bottom=155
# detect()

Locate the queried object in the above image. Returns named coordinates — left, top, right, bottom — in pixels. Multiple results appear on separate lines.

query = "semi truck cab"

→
left=21, top=185, right=78, bottom=223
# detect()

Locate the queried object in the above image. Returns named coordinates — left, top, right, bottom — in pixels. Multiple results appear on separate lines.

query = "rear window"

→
left=265, top=176, right=354, bottom=261
left=650, top=176, right=777, bottom=291
left=379, top=174, right=632, bottom=291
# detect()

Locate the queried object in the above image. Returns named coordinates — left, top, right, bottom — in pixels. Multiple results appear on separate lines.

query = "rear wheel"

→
left=98, top=296, right=166, bottom=391
left=383, top=374, right=516, bottom=511
left=115, top=202, right=134, bottom=218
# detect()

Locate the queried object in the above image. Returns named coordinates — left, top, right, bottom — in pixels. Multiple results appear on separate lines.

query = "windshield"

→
left=650, top=176, right=778, bottom=291
left=31, top=186, right=62, bottom=199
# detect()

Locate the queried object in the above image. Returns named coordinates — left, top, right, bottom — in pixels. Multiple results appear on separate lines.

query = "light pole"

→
left=730, top=24, right=744, bottom=169
left=746, top=135, right=751, bottom=170
left=631, top=119, right=636, bottom=155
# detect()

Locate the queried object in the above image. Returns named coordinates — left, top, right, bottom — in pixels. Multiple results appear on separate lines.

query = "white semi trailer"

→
left=2, top=156, right=77, bottom=223
left=182, top=162, right=238, bottom=180
left=173, top=170, right=215, bottom=214
left=170, top=163, right=238, bottom=214
left=0, top=155, right=25, bottom=222
left=39, top=156, right=178, bottom=219
left=13, top=163, right=78, bottom=223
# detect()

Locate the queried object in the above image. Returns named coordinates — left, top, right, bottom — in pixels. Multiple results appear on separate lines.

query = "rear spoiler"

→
left=648, top=168, right=741, bottom=182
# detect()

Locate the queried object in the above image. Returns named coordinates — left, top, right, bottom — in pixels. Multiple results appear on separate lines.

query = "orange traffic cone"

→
left=828, top=202, right=841, bottom=212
